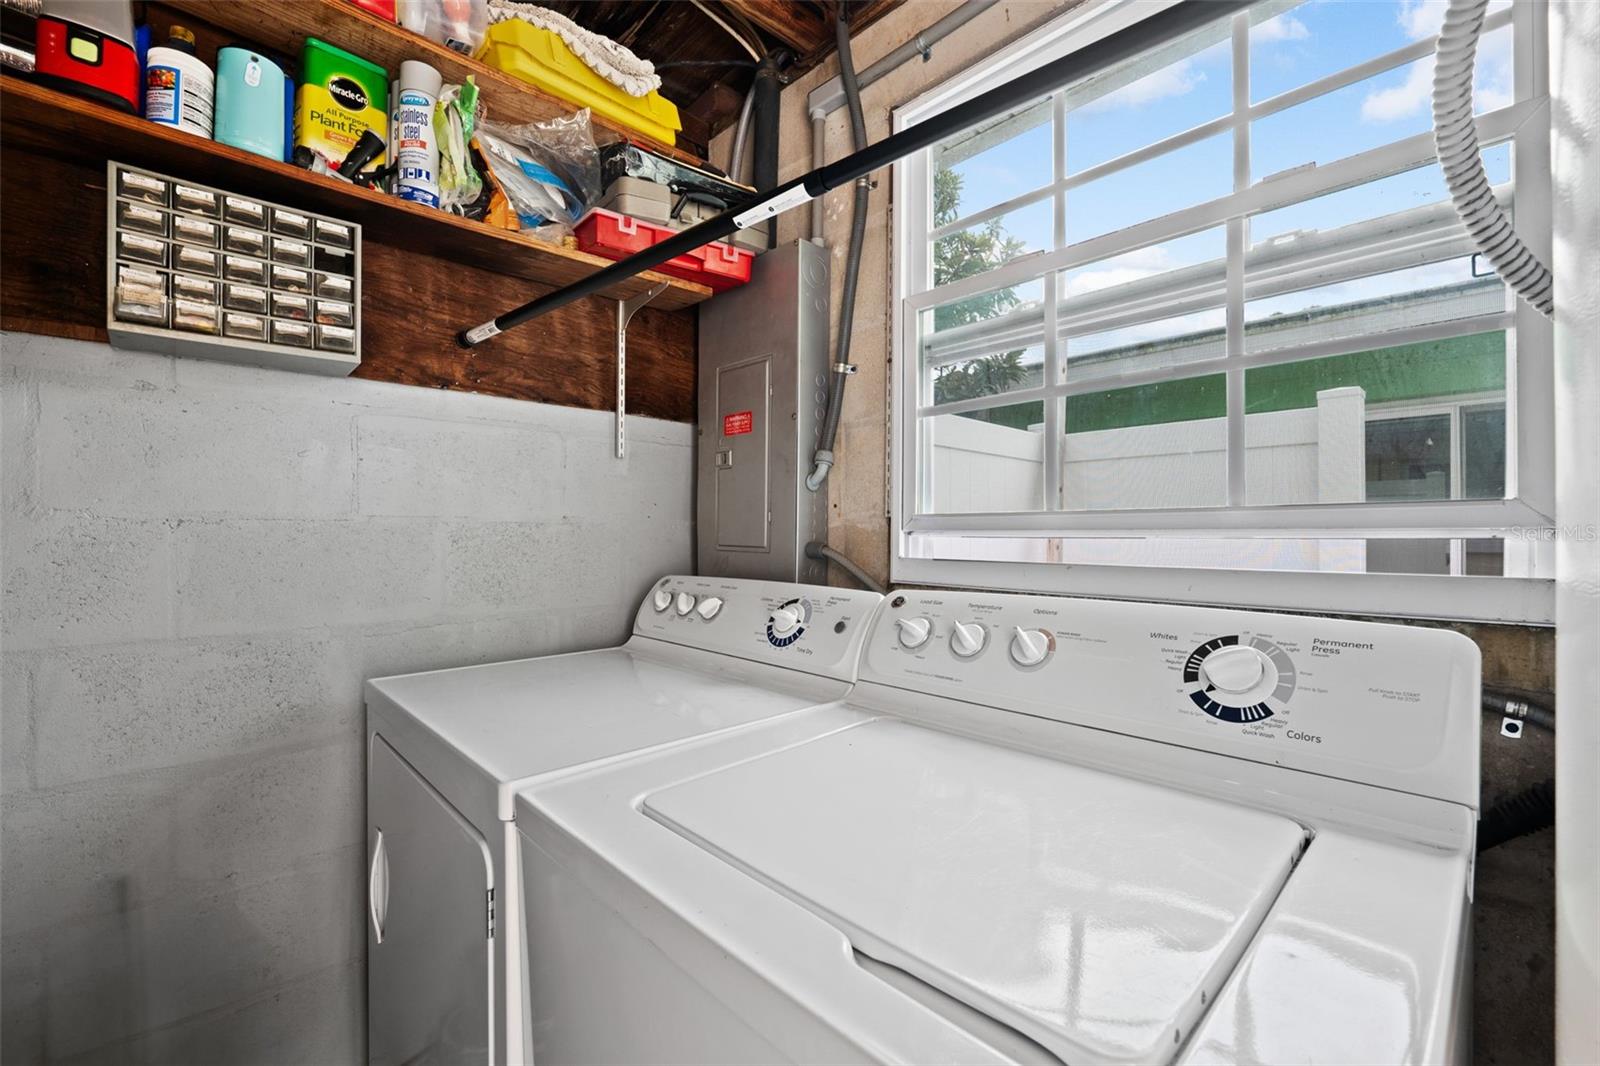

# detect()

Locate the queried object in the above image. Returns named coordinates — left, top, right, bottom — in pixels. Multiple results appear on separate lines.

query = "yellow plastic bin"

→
left=477, top=20, right=682, bottom=147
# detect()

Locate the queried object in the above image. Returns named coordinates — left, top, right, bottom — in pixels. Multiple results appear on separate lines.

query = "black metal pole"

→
left=458, top=0, right=1254, bottom=348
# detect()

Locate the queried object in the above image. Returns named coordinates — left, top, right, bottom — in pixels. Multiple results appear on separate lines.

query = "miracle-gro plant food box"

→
left=294, top=38, right=389, bottom=170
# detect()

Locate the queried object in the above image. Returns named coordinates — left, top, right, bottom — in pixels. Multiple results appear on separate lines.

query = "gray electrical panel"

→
left=697, top=240, right=831, bottom=583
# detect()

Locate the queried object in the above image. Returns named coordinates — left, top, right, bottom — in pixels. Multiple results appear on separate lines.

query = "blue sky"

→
left=936, top=0, right=1515, bottom=301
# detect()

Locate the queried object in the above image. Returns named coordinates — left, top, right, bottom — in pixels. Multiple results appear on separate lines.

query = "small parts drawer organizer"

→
left=106, top=162, right=362, bottom=376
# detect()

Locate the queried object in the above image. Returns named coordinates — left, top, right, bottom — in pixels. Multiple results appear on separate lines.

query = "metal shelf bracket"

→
left=616, top=282, right=669, bottom=458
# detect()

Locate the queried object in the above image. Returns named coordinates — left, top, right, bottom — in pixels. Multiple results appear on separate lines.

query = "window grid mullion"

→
left=1046, top=89, right=1067, bottom=511
left=1225, top=11, right=1250, bottom=508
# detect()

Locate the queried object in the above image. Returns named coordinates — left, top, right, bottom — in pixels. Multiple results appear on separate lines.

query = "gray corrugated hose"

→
left=806, top=7, right=870, bottom=492
left=1432, top=0, right=1554, bottom=316
left=805, top=542, right=885, bottom=594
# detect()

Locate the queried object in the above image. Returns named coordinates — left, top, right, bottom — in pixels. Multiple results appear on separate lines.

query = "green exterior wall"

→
left=957, top=330, right=1508, bottom=433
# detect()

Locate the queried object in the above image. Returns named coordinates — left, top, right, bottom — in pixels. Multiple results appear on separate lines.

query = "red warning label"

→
left=723, top=410, right=754, bottom=436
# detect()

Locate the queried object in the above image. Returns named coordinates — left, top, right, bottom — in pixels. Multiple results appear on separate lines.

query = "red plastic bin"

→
left=574, top=208, right=753, bottom=291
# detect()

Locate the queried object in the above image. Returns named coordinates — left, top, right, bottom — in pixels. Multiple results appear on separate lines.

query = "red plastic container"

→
left=575, top=208, right=753, bottom=291
left=346, top=0, right=397, bottom=20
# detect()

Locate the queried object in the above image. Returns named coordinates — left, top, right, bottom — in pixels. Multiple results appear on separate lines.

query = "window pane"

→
left=1066, top=133, right=1232, bottom=244
left=932, top=346, right=1046, bottom=406
left=1249, top=145, right=1511, bottom=246
left=922, top=405, right=1046, bottom=514
left=920, top=279, right=1047, bottom=389
left=932, top=97, right=1053, bottom=225
left=1064, top=23, right=1231, bottom=175
left=1461, top=403, right=1507, bottom=499
left=1463, top=538, right=1506, bottom=575
left=1366, top=414, right=1452, bottom=500
left=1252, top=25, right=1512, bottom=183
left=1243, top=256, right=1507, bottom=354
left=1062, top=373, right=1228, bottom=510
left=1250, top=0, right=1512, bottom=103
left=1242, top=333, right=1507, bottom=505
left=1059, top=228, right=1228, bottom=382
left=933, top=197, right=1053, bottom=286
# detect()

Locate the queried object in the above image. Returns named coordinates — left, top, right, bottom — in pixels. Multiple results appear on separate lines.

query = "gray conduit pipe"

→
left=728, top=82, right=758, bottom=183
left=807, top=0, right=999, bottom=241
left=805, top=7, right=870, bottom=492
left=805, top=542, right=886, bottom=594
left=1433, top=0, right=1554, bottom=316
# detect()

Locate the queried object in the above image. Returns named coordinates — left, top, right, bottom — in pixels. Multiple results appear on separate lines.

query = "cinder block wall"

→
left=0, top=333, right=692, bottom=1063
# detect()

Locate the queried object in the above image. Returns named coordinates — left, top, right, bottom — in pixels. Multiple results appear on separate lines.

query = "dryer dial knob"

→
left=696, top=596, right=724, bottom=621
left=769, top=606, right=802, bottom=635
left=896, top=616, right=932, bottom=649
left=951, top=621, right=987, bottom=658
left=1200, top=645, right=1270, bottom=694
left=1010, top=627, right=1050, bottom=667
left=652, top=589, right=673, bottom=612
left=675, top=592, right=697, bottom=616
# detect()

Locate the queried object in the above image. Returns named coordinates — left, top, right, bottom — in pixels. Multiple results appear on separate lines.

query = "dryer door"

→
left=368, top=734, right=494, bottom=1066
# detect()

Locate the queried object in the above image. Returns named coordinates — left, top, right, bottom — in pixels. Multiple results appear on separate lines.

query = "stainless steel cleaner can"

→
left=394, top=60, right=441, bottom=208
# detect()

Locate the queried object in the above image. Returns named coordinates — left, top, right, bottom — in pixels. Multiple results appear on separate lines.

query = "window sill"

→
left=891, top=556, right=1555, bottom=625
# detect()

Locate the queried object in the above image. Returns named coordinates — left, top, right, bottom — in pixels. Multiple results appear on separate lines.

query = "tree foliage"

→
left=930, top=168, right=1034, bottom=420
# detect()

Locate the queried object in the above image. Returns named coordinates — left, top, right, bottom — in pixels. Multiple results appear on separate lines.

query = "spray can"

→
left=394, top=60, right=441, bottom=208
left=143, top=25, right=213, bottom=138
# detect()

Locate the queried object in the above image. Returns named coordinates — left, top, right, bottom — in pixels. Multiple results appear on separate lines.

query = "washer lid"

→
left=369, top=647, right=842, bottom=786
left=643, top=719, right=1307, bottom=1064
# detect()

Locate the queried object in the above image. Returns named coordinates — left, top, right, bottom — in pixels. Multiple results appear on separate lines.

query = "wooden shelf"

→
left=0, top=76, right=711, bottom=311
left=159, top=0, right=706, bottom=167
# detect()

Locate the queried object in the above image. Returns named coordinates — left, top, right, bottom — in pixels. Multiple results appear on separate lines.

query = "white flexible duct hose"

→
left=1432, top=0, right=1553, bottom=317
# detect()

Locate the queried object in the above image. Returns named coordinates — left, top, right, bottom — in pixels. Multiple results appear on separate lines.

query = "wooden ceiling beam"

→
left=717, top=1, right=832, bottom=55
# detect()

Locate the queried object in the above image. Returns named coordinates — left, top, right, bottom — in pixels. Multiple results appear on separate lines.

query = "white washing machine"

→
left=514, top=587, right=1481, bottom=1065
left=363, top=575, right=882, bottom=1066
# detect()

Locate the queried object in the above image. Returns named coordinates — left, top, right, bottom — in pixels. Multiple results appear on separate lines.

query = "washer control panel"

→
left=862, top=590, right=1480, bottom=805
left=634, top=576, right=881, bottom=682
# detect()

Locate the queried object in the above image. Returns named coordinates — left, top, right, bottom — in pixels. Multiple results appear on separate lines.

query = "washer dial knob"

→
left=896, top=616, right=932, bottom=649
left=1200, top=645, right=1269, bottom=693
left=675, top=592, right=697, bottom=616
left=950, top=621, right=987, bottom=658
left=696, top=596, right=724, bottom=621
left=1182, top=635, right=1294, bottom=724
left=652, top=588, right=673, bottom=612
left=766, top=598, right=811, bottom=647
left=1009, top=627, right=1051, bottom=667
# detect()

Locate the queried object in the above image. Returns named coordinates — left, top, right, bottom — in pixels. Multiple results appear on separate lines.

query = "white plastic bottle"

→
left=394, top=60, right=442, bottom=208
left=143, top=25, right=214, bottom=138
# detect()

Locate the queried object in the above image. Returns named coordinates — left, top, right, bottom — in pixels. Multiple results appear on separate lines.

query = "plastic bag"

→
left=473, top=109, right=600, bottom=237
left=398, top=0, right=488, bottom=56
left=434, top=77, right=483, bottom=213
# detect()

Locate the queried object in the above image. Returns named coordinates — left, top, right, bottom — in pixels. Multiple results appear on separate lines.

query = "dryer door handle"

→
left=369, top=827, right=389, bottom=944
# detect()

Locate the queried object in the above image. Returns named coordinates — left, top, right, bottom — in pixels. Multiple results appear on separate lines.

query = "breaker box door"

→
left=714, top=355, right=772, bottom=551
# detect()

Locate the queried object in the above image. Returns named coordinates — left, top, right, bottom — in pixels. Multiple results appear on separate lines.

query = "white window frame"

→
left=889, top=0, right=1554, bottom=623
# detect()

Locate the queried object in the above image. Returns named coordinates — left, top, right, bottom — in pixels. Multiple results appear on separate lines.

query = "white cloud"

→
left=1361, top=58, right=1434, bottom=121
left=1254, top=13, right=1310, bottom=43
left=1079, top=59, right=1206, bottom=113
left=1397, top=0, right=1448, bottom=41
left=1359, top=25, right=1513, bottom=123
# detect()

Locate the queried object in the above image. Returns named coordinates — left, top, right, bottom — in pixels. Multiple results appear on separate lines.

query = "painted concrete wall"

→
left=0, top=333, right=692, bottom=1063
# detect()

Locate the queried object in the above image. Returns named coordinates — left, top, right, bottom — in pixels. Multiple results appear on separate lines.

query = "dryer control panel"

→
left=634, top=575, right=882, bottom=683
left=860, top=590, right=1481, bottom=807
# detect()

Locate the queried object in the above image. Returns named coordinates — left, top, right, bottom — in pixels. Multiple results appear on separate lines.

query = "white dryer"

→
left=514, top=588, right=1480, bottom=1065
left=363, top=575, right=882, bottom=1066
